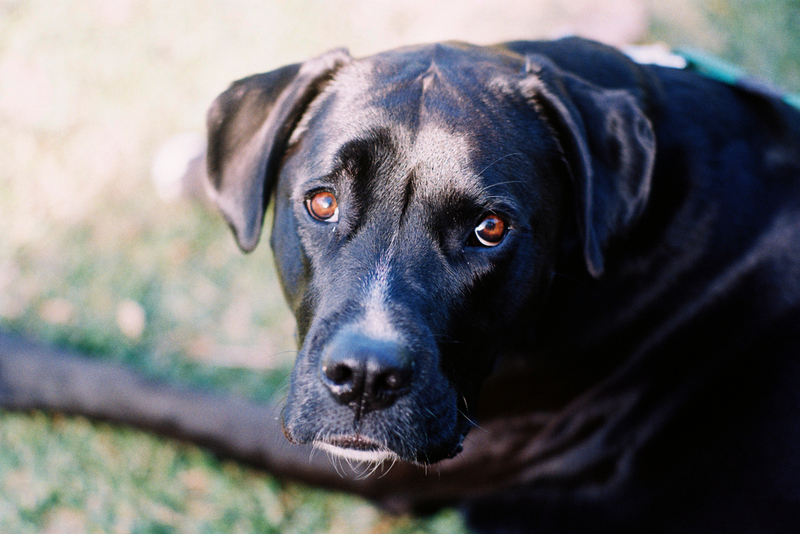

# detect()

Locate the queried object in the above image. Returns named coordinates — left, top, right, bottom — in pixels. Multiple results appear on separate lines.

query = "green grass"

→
left=1, top=0, right=798, bottom=532
left=648, top=0, right=800, bottom=92
left=0, top=412, right=466, bottom=534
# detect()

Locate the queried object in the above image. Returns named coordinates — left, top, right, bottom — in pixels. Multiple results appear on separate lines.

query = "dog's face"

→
left=273, top=47, right=568, bottom=464
left=204, top=43, right=655, bottom=464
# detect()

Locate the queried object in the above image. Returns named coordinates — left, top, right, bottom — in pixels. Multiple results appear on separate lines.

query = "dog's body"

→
left=3, top=37, right=800, bottom=532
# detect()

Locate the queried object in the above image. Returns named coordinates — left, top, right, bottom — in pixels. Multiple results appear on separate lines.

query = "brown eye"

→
left=473, top=214, right=506, bottom=247
left=305, top=191, right=339, bottom=222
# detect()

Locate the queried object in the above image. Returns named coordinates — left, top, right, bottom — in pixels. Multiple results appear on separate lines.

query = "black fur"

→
left=206, top=37, right=800, bottom=531
left=3, top=37, right=800, bottom=532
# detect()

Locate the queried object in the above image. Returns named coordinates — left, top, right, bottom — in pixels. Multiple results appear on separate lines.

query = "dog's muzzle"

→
left=282, top=316, right=467, bottom=464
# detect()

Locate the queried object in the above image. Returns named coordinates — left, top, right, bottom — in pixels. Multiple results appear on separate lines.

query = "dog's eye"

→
left=305, top=191, right=339, bottom=222
left=472, top=214, right=506, bottom=247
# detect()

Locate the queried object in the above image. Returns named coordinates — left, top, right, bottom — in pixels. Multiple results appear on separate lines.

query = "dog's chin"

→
left=314, top=436, right=399, bottom=464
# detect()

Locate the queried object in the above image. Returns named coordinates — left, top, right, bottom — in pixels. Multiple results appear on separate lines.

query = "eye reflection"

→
left=473, top=214, right=506, bottom=247
left=306, top=191, right=339, bottom=222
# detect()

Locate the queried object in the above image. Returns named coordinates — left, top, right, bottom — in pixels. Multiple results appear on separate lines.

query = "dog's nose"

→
left=320, top=329, right=413, bottom=414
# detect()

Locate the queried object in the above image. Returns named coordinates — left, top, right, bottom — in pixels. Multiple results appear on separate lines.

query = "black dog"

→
left=3, top=37, right=800, bottom=532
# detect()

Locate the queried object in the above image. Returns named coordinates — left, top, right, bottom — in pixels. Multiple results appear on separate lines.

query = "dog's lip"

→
left=314, top=435, right=399, bottom=463
left=326, top=435, right=380, bottom=450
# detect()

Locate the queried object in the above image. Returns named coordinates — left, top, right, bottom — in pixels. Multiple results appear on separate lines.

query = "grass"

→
left=0, top=412, right=466, bottom=534
left=1, top=0, right=798, bottom=532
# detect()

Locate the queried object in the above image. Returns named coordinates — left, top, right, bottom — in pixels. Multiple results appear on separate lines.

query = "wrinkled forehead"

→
left=295, top=118, right=480, bottom=205
left=289, top=49, right=528, bottom=195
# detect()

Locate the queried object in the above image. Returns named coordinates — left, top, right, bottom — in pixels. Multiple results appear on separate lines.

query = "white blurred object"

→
left=625, top=43, right=688, bottom=68
left=151, top=132, right=206, bottom=202
left=116, top=299, right=147, bottom=340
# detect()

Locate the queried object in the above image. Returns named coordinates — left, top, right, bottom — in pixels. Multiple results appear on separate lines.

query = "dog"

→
left=3, top=37, right=800, bottom=532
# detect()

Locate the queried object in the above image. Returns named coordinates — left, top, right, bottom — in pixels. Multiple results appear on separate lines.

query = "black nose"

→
left=320, top=328, right=413, bottom=414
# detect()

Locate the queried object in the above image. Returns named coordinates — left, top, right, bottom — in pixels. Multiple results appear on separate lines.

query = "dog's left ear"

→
left=205, top=49, right=351, bottom=252
left=522, top=55, right=656, bottom=278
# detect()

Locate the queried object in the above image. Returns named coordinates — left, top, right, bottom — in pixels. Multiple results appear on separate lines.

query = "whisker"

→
left=475, top=153, right=526, bottom=179
left=459, top=408, right=488, bottom=434
left=377, top=455, right=398, bottom=478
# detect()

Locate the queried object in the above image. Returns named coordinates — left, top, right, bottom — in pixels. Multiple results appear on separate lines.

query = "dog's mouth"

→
left=314, top=435, right=399, bottom=463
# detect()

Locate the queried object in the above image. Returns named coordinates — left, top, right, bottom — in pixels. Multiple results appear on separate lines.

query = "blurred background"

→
left=1, top=0, right=798, bottom=532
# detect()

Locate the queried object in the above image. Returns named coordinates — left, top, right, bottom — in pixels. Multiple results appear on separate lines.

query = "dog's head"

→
left=204, top=42, right=654, bottom=464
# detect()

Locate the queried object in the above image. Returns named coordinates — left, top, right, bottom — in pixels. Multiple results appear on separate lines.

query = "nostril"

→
left=378, top=368, right=409, bottom=392
left=320, top=357, right=361, bottom=403
left=323, top=362, right=353, bottom=385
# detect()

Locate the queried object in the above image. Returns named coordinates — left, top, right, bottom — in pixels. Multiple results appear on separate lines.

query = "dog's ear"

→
left=205, top=49, right=351, bottom=252
left=522, top=55, right=655, bottom=278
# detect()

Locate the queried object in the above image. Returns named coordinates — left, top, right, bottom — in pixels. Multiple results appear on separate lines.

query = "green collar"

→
left=674, top=47, right=800, bottom=112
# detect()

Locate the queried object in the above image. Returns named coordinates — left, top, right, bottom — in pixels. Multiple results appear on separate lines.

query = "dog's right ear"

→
left=205, top=49, right=351, bottom=252
left=521, top=54, right=655, bottom=278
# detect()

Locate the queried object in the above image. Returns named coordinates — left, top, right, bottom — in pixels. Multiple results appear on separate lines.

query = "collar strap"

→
left=674, top=47, right=800, bottom=112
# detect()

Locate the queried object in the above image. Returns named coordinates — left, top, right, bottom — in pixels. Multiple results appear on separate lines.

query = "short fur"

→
left=3, top=37, right=800, bottom=533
